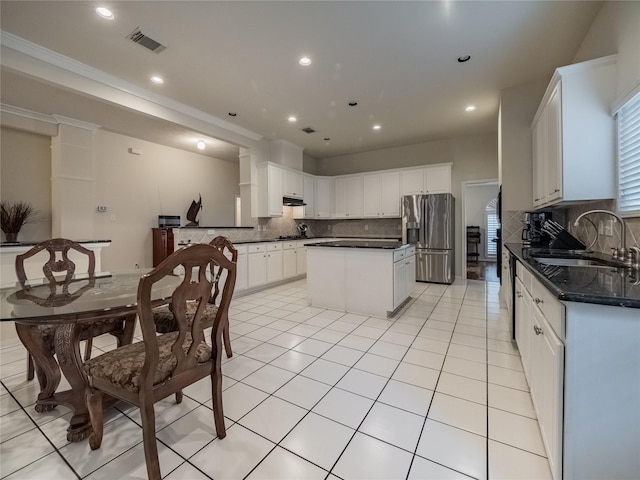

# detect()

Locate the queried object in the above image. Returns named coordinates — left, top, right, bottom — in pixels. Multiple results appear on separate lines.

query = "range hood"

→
left=283, top=196, right=306, bottom=206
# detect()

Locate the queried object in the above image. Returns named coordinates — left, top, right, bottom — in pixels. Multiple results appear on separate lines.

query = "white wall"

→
left=317, top=133, right=499, bottom=278
left=0, top=126, right=241, bottom=270
left=0, top=127, right=52, bottom=242
left=92, top=130, right=240, bottom=270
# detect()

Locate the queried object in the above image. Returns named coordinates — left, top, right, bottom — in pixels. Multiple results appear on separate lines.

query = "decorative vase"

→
left=5, top=232, right=18, bottom=243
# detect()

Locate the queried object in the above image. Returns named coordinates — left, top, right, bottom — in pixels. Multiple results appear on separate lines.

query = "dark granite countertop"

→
left=306, top=240, right=408, bottom=249
left=178, top=236, right=402, bottom=247
left=1, top=239, right=111, bottom=248
left=505, top=243, right=640, bottom=309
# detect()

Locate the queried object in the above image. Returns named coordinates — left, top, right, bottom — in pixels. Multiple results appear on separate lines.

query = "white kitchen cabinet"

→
left=234, top=245, right=248, bottom=292
left=315, top=176, right=334, bottom=218
left=247, top=242, right=283, bottom=288
left=400, top=164, right=452, bottom=195
left=531, top=55, right=617, bottom=207
left=363, top=171, right=401, bottom=217
left=256, top=163, right=284, bottom=217
left=335, top=175, right=363, bottom=218
left=266, top=243, right=283, bottom=283
left=282, top=242, right=297, bottom=279
left=296, top=241, right=307, bottom=275
left=393, top=246, right=416, bottom=309
left=515, top=260, right=564, bottom=480
left=283, top=169, right=304, bottom=198
left=247, top=244, right=268, bottom=288
left=303, top=174, right=315, bottom=219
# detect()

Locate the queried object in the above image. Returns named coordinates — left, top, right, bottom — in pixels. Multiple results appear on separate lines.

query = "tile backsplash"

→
left=502, top=200, right=640, bottom=255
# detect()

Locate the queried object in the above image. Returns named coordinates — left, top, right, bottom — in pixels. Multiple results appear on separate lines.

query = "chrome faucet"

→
left=629, top=246, right=640, bottom=269
left=573, top=210, right=628, bottom=263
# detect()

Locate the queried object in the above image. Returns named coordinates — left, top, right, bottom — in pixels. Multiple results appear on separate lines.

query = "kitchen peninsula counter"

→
left=306, top=241, right=415, bottom=318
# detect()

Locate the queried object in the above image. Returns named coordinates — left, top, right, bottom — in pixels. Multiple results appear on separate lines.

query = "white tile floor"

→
left=0, top=278, right=553, bottom=480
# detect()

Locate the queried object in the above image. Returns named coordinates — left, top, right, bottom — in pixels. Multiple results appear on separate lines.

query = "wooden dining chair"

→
left=15, top=238, right=125, bottom=381
left=152, top=236, right=236, bottom=358
left=84, top=243, right=236, bottom=480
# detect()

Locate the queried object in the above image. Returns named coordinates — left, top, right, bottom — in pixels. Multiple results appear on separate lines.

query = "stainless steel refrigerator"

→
left=402, top=193, right=455, bottom=284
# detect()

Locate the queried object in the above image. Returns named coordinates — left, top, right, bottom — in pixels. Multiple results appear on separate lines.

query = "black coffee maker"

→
left=522, top=211, right=552, bottom=247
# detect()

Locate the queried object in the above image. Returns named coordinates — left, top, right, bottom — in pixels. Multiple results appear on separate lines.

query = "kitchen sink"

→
left=533, top=257, right=618, bottom=267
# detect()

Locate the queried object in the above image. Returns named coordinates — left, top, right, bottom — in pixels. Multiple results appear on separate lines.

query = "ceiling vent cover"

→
left=301, top=127, right=316, bottom=134
left=127, top=28, right=166, bottom=53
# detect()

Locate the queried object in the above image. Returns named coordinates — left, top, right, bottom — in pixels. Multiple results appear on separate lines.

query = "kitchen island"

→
left=306, top=240, right=415, bottom=318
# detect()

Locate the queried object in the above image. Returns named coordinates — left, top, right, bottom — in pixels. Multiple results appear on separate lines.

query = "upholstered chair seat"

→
left=83, top=332, right=211, bottom=393
left=152, top=302, right=218, bottom=334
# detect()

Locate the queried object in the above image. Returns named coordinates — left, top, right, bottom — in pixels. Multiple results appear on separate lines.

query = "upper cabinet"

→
left=315, top=176, right=334, bottom=219
left=364, top=171, right=401, bottom=217
left=256, top=161, right=450, bottom=219
left=335, top=175, right=363, bottom=218
left=256, top=163, right=283, bottom=217
left=302, top=174, right=315, bottom=219
left=400, top=164, right=452, bottom=195
left=532, top=55, right=617, bottom=208
left=283, top=169, right=304, bottom=198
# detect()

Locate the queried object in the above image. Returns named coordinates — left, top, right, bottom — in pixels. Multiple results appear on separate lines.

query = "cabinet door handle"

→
left=534, top=297, right=543, bottom=305
left=533, top=325, right=543, bottom=335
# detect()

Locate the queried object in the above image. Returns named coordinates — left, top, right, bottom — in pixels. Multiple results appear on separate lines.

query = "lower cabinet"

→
left=296, top=242, right=307, bottom=275
left=282, top=242, right=297, bottom=279
left=393, top=247, right=416, bottom=309
left=515, top=264, right=564, bottom=480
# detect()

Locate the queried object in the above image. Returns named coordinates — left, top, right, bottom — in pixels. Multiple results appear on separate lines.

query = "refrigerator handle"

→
left=420, top=196, right=427, bottom=246
left=402, top=217, right=407, bottom=244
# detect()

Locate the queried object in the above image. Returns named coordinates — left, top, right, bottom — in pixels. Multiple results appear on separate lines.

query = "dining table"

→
left=0, top=269, right=181, bottom=442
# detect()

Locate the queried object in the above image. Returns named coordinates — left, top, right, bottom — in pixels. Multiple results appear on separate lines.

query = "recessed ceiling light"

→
left=458, top=55, right=471, bottom=63
left=196, top=140, right=206, bottom=150
left=288, top=116, right=297, bottom=123
left=150, top=76, right=164, bottom=84
left=465, top=105, right=476, bottom=112
left=298, top=57, right=312, bottom=66
left=228, top=112, right=237, bottom=117
left=96, top=7, right=114, bottom=19
left=372, top=124, right=382, bottom=130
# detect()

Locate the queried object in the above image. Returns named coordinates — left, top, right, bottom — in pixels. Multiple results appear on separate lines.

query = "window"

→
left=617, top=90, right=640, bottom=216
left=485, top=198, right=499, bottom=258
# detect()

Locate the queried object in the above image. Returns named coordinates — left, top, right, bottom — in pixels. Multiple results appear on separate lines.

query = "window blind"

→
left=485, top=199, right=499, bottom=257
left=618, top=91, right=640, bottom=215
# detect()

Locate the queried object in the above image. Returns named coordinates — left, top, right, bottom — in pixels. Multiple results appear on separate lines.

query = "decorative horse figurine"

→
left=185, top=194, right=202, bottom=226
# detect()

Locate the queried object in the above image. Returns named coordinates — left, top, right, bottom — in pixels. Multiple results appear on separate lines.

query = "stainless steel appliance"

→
left=402, top=193, right=455, bottom=284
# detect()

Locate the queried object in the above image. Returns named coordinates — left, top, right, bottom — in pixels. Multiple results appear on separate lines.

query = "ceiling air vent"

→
left=127, top=28, right=166, bottom=53
left=301, top=127, right=316, bottom=134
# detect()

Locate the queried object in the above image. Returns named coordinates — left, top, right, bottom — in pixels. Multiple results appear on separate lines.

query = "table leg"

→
left=15, top=324, right=60, bottom=412
left=54, top=313, right=138, bottom=443
left=55, top=322, right=92, bottom=442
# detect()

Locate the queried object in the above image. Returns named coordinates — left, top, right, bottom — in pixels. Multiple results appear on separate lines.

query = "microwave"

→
left=158, top=215, right=180, bottom=227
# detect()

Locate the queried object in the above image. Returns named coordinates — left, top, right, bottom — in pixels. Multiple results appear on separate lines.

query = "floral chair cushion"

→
left=152, top=302, right=218, bottom=333
left=83, top=332, right=211, bottom=393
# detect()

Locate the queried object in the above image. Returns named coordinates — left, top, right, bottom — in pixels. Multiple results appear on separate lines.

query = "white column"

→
left=239, top=147, right=258, bottom=224
left=50, top=117, right=99, bottom=239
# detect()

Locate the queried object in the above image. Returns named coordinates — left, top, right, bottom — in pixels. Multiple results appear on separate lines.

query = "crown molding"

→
left=0, top=30, right=263, bottom=142
left=0, top=103, right=57, bottom=124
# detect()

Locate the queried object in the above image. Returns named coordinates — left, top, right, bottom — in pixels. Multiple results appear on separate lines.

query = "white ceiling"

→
left=0, top=1, right=602, bottom=162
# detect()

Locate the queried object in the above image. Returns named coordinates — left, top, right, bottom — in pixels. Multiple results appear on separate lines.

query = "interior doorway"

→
left=461, top=179, right=499, bottom=282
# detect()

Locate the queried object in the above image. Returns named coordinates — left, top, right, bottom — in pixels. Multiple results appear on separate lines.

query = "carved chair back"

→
left=15, top=238, right=95, bottom=286
left=209, top=236, right=238, bottom=306
left=138, top=243, right=237, bottom=388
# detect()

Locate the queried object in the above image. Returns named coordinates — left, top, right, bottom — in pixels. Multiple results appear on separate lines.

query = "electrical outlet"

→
left=327, top=225, right=331, bottom=230
left=604, top=219, right=614, bottom=237
left=364, top=225, right=369, bottom=231
left=110, top=214, right=116, bottom=222
left=598, top=221, right=604, bottom=235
